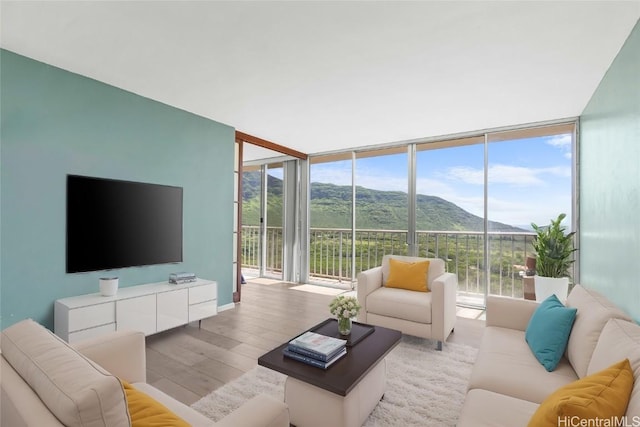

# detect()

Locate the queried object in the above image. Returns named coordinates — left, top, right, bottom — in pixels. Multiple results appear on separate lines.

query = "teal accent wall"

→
left=579, top=20, right=640, bottom=321
left=1, top=50, right=235, bottom=330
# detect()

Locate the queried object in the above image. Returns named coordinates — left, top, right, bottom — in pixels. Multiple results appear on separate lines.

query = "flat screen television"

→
left=66, top=175, right=183, bottom=273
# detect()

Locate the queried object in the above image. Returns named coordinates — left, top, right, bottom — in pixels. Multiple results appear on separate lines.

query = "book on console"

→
left=287, top=331, right=346, bottom=360
left=282, top=347, right=347, bottom=369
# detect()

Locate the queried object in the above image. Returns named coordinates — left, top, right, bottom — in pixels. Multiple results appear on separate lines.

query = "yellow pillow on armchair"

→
left=384, top=258, right=430, bottom=292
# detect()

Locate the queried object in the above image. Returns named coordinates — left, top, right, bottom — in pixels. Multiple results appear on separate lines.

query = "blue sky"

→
left=305, top=134, right=573, bottom=229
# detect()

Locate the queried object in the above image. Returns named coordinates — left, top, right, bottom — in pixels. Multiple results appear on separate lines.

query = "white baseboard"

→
left=217, top=302, right=235, bottom=312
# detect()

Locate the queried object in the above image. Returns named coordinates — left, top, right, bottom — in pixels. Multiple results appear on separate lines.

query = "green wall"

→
left=579, top=20, right=640, bottom=321
left=1, top=50, right=235, bottom=330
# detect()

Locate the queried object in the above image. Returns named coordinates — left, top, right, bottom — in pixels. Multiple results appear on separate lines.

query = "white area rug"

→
left=191, top=336, right=478, bottom=426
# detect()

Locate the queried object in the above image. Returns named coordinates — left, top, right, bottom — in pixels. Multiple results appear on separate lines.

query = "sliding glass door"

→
left=241, top=166, right=261, bottom=279
left=241, top=163, right=284, bottom=280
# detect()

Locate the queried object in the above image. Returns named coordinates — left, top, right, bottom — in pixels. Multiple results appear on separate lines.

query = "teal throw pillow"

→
left=525, top=294, right=577, bottom=372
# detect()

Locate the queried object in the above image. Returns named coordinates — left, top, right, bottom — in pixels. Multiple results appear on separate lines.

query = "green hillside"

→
left=242, top=172, right=523, bottom=232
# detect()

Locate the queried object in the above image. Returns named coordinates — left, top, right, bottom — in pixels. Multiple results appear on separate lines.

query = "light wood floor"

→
left=145, top=280, right=486, bottom=406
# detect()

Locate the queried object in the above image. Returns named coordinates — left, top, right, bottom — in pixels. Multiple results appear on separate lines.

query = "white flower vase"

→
left=338, top=317, right=352, bottom=335
left=99, top=277, right=119, bottom=297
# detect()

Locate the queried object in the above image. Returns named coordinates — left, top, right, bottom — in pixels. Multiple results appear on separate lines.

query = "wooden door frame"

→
left=234, top=131, right=307, bottom=302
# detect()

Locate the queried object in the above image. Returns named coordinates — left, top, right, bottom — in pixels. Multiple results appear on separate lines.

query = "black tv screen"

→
left=66, top=175, right=183, bottom=273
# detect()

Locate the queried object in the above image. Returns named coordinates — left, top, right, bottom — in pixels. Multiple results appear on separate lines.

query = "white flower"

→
left=329, top=295, right=361, bottom=320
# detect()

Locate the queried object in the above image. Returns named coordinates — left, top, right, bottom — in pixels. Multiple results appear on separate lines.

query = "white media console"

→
left=54, top=278, right=217, bottom=343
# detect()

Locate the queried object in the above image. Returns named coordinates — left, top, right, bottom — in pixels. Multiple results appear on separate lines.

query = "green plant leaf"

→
left=531, top=213, right=576, bottom=278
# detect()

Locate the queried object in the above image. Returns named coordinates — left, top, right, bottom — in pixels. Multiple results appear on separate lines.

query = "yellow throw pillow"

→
left=385, top=258, right=430, bottom=292
left=121, top=380, right=191, bottom=427
left=528, top=359, right=634, bottom=427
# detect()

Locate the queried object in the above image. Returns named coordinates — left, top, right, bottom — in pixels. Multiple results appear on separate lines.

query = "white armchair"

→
left=357, top=255, right=457, bottom=350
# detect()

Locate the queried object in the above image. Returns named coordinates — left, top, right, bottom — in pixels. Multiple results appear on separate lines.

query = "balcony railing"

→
left=241, top=225, right=537, bottom=302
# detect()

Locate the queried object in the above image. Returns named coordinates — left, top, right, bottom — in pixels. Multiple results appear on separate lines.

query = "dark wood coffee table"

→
left=258, top=319, right=401, bottom=427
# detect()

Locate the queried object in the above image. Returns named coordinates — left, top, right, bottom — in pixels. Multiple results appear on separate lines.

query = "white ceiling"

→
left=2, top=1, right=639, bottom=162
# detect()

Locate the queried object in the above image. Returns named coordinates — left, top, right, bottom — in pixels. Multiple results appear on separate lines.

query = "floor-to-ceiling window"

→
left=355, top=147, right=409, bottom=272
left=242, top=121, right=576, bottom=307
left=415, top=136, right=486, bottom=306
left=308, top=153, right=353, bottom=285
left=486, top=124, right=574, bottom=302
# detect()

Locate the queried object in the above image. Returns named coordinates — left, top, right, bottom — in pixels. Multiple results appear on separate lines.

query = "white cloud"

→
left=543, top=166, right=572, bottom=178
left=547, top=134, right=572, bottom=149
left=310, top=164, right=352, bottom=186
left=445, top=164, right=571, bottom=187
left=420, top=193, right=565, bottom=228
left=453, top=195, right=571, bottom=229
left=445, top=167, right=484, bottom=185
left=354, top=163, right=408, bottom=193
left=309, top=162, right=571, bottom=229
left=445, top=195, right=484, bottom=217
left=547, top=134, right=573, bottom=161
left=356, top=174, right=407, bottom=192
left=416, top=177, right=458, bottom=198
left=311, top=163, right=410, bottom=192
left=447, top=165, right=546, bottom=186
left=488, top=165, right=545, bottom=186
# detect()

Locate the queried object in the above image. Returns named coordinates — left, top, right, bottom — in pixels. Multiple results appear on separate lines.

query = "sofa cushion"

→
left=132, top=382, right=214, bottom=427
left=1, top=357, right=66, bottom=426
left=468, top=326, right=578, bottom=404
left=122, top=380, right=189, bottom=427
left=366, top=287, right=432, bottom=324
left=588, top=319, right=640, bottom=419
left=528, top=359, right=634, bottom=427
left=0, top=319, right=130, bottom=427
left=525, top=294, right=577, bottom=372
left=566, top=285, right=633, bottom=378
left=384, top=258, right=430, bottom=292
left=381, top=255, right=444, bottom=287
left=458, top=389, right=539, bottom=427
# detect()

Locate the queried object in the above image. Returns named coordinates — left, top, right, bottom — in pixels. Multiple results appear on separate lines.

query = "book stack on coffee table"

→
left=283, top=331, right=347, bottom=369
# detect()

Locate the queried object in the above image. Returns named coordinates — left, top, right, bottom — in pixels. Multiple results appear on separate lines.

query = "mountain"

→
left=242, top=172, right=524, bottom=232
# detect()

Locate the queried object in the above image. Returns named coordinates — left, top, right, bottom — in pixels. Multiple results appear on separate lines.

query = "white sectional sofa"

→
left=0, top=319, right=289, bottom=427
left=458, top=285, right=640, bottom=426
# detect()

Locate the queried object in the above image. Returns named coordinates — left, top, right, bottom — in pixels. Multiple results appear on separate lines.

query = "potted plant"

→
left=531, top=213, right=576, bottom=302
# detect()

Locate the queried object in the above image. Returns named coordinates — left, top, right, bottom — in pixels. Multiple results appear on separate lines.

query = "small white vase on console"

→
left=99, top=277, right=119, bottom=296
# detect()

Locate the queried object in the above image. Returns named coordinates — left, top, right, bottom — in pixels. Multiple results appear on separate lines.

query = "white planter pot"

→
left=534, top=276, right=569, bottom=303
left=99, top=277, right=119, bottom=296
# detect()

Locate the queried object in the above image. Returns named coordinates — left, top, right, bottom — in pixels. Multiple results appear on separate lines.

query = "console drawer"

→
left=189, top=301, right=217, bottom=322
left=189, top=283, right=217, bottom=304
left=68, top=302, right=115, bottom=332
left=68, top=323, right=116, bottom=344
